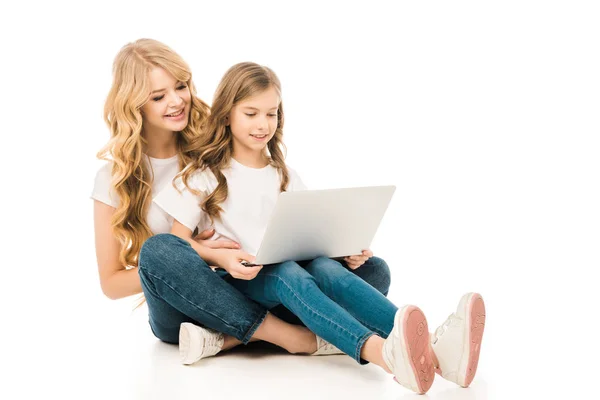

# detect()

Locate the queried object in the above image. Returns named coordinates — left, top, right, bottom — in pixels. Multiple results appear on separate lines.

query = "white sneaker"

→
left=431, top=292, right=486, bottom=387
left=382, top=305, right=435, bottom=394
left=179, top=322, right=224, bottom=365
left=311, top=336, right=344, bottom=356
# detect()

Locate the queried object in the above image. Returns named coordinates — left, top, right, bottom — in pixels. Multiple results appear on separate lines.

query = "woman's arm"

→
left=171, top=220, right=262, bottom=280
left=94, top=202, right=244, bottom=300
left=171, top=220, right=221, bottom=265
left=93, top=200, right=142, bottom=300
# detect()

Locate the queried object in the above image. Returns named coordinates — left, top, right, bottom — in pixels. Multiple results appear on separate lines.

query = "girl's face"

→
left=228, top=86, right=279, bottom=157
left=140, top=67, right=191, bottom=135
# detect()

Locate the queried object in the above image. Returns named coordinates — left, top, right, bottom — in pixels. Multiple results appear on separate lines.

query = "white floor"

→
left=16, top=290, right=497, bottom=400
left=74, top=306, right=491, bottom=400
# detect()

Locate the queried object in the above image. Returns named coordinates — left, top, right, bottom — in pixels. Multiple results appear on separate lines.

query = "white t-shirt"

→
left=154, top=158, right=307, bottom=256
left=91, top=154, right=188, bottom=235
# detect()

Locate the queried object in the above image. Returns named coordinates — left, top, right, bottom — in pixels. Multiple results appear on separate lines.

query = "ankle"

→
left=361, top=335, right=392, bottom=374
left=286, top=330, right=317, bottom=354
left=305, top=333, right=317, bottom=354
left=221, top=335, right=241, bottom=351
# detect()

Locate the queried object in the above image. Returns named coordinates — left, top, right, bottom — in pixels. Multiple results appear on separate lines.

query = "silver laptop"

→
left=243, top=185, right=396, bottom=266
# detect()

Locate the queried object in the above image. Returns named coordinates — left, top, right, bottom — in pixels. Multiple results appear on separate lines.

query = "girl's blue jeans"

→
left=138, top=234, right=393, bottom=363
left=228, top=257, right=398, bottom=363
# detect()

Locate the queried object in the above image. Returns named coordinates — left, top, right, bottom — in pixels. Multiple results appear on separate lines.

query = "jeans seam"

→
left=241, top=310, right=268, bottom=344
left=354, top=318, right=388, bottom=338
left=263, top=273, right=364, bottom=342
left=142, top=268, right=253, bottom=340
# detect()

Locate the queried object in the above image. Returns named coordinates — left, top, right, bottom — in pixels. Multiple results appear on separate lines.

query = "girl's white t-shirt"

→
left=91, top=155, right=189, bottom=235
left=153, top=158, right=306, bottom=256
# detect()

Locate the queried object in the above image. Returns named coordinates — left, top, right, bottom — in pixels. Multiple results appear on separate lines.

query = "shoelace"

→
left=203, top=331, right=224, bottom=354
left=432, top=313, right=456, bottom=344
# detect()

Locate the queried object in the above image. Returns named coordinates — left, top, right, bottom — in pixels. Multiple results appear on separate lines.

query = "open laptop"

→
left=242, top=185, right=396, bottom=266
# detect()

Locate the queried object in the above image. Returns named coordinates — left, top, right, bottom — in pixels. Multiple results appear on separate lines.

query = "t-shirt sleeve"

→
left=153, top=171, right=210, bottom=232
left=288, top=166, right=308, bottom=191
left=91, top=163, right=119, bottom=208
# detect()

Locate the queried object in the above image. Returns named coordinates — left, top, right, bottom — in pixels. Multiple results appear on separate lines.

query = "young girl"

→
left=93, top=39, right=394, bottom=367
left=154, top=62, right=486, bottom=394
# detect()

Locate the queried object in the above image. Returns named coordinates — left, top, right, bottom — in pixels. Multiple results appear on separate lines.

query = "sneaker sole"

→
left=459, top=293, right=486, bottom=387
left=396, top=306, right=435, bottom=394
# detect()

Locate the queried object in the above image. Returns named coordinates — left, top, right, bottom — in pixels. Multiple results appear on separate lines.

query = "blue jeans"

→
left=138, top=234, right=392, bottom=348
left=228, top=257, right=398, bottom=364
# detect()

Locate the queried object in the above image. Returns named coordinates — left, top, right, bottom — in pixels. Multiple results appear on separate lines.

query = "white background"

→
left=1, top=1, right=598, bottom=399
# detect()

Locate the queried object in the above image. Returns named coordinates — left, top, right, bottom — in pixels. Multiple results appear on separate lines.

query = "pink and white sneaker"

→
left=382, top=305, right=435, bottom=394
left=430, top=292, right=486, bottom=387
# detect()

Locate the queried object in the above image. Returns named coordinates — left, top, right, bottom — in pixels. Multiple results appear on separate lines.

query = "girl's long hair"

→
left=97, top=38, right=209, bottom=268
left=178, top=62, right=289, bottom=223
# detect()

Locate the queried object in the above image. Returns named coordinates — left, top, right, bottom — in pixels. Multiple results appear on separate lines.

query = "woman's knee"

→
left=370, top=256, right=391, bottom=282
left=139, top=233, right=209, bottom=276
left=140, top=234, right=184, bottom=265
left=358, top=256, right=391, bottom=295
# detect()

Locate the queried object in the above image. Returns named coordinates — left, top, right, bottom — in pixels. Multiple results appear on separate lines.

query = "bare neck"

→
left=143, top=128, right=178, bottom=159
left=232, top=150, right=269, bottom=169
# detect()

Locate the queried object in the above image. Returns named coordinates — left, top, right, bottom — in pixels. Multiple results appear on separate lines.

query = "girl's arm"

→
left=93, top=200, right=142, bottom=300
left=343, top=250, right=374, bottom=270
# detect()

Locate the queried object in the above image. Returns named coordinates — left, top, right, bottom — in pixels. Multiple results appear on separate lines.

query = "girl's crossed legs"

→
left=228, top=257, right=435, bottom=393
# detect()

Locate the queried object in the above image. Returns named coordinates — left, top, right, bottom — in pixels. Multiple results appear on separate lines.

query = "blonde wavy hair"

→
left=97, top=38, right=210, bottom=268
left=178, top=62, right=289, bottom=223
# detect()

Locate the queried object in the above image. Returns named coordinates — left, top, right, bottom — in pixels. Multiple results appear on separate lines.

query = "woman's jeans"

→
left=138, top=234, right=392, bottom=353
left=228, top=257, right=398, bottom=363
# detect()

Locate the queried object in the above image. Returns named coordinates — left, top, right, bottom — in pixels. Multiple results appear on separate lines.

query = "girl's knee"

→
left=312, top=256, right=344, bottom=269
left=268, top=261, right=316, bottom=291
left=307, top=257, right=347, bottom=277
left=270, top=261, right=309, bottom=278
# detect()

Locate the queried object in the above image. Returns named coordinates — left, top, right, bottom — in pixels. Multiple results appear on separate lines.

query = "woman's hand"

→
left=343, top=249, right=373, bottom=270
left=193, top=228, right=240, bottom=249
left=212, top=249, right=263, bottom=280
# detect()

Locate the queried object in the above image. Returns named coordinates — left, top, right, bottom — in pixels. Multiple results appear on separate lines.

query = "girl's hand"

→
left=193, top=228, right=241, bottom=250
left=213, top=249, right=263, bottom=280
left=344, top=249, right=373, bottom=270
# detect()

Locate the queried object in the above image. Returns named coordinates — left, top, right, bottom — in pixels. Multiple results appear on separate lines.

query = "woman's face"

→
left=140, top=67, right=191, bottom=135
